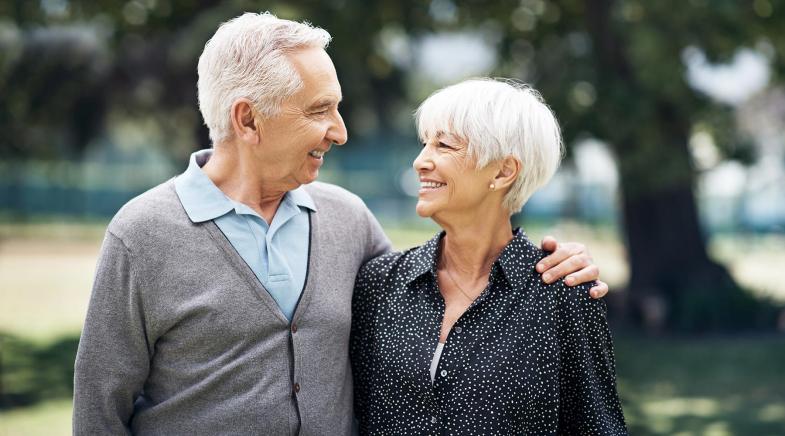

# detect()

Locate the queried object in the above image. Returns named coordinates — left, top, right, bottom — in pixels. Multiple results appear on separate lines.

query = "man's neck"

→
left=202, top=144, right=291, bottom=224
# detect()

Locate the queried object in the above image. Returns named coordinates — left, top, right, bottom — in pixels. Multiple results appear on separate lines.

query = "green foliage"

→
left=0, top=334, right=78, bottom=409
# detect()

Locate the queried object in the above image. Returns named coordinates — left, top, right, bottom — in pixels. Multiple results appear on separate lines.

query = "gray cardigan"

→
left=73, top=180, right=391, bottom=435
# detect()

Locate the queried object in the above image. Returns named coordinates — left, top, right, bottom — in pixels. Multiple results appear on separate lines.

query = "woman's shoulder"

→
left=359, top=232, right=441, bottom=281
left=503, top=230, right=600, bottom=312
left=358, top=250, right=405, bottom=281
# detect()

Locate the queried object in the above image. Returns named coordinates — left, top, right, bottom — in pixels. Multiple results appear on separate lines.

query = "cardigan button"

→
left=291, top=324, right=298, bottom=334
left=293, top=383, right=301, bottom=394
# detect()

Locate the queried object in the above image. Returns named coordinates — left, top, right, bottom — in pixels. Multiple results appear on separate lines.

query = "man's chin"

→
left=296, top=170, right=320, bottom=186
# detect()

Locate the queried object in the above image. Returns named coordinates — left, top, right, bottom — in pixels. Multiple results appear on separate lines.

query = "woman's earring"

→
left=489, top=183, right=496, bottom=191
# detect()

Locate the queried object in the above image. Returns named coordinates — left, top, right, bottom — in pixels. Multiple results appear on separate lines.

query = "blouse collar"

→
left=402, top=227, right=541, bottom=288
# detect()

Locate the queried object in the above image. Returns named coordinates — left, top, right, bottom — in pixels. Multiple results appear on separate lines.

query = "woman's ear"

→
left=230, top=98, right=261, bottom=144
left=492, top=156, right=521, bottom=190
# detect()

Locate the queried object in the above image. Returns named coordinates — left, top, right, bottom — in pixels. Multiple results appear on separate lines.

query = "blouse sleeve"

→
left=555, top=281, right=627, bottom=435
left=350, top=258, right=385, bottom=429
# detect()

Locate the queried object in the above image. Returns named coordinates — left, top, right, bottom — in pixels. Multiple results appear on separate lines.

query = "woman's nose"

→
left=413, top=145, right=434, bottom=171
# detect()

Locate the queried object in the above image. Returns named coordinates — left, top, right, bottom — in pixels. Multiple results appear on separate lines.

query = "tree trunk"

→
left=586, top=0, right=776, bottom=331
left=617, top=137, right=733, bottom=331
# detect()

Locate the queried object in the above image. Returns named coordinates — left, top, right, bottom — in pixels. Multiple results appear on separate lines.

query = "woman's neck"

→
left=438, top=213, right=514, bottom=280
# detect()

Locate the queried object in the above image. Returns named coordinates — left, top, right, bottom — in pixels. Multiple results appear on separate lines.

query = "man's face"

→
left=255, top=47, right=347, bottom=188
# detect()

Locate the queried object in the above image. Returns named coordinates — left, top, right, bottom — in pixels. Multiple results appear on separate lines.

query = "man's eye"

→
left=438, top=142, right=452, bottom=149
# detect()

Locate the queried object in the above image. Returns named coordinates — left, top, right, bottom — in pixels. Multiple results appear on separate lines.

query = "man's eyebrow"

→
left=309, top=97, right=342, bottom=109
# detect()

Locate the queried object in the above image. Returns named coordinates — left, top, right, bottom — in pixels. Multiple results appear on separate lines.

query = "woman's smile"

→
left=419, top=178, right=447, bottom=195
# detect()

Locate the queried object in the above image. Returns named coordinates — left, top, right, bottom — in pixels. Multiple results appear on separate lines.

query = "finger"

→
left=589, top=280, right=609, bottom=299
left=541, top=254, right=591, bottom=284
left=564, top=264, right=600, bottom=287
left=540, top=235, right=559, bottom=255
left=537, top=246, right=572, bottom=275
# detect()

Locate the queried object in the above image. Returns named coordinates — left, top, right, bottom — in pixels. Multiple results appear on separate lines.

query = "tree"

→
left=2, top=0, right=781, bottom=329
left=451, top=0, right=783, bottom=330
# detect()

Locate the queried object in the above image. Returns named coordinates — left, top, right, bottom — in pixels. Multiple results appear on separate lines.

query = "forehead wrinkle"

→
left=309, top=96, right=341, bottom=109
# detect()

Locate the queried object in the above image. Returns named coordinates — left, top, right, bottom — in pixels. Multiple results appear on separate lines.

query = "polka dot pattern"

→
left=351, top=229, right=627, bottom=435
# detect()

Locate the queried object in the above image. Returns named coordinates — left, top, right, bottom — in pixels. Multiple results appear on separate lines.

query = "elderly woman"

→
left=351, top=79, right=626, bottom=435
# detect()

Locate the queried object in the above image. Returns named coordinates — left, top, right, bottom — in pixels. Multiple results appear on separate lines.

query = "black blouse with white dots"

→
left=350, top=229, right=627, bottom=435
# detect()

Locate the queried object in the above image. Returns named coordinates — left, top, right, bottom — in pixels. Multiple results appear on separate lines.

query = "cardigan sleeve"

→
left=73, top=230, right=152, bottom=435
left=361, top=203, right=393, bottom=262
left=555, top=281, right=627, bottom=435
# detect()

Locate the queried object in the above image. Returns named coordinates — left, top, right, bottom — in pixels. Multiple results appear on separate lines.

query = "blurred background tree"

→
left=1, top=0, right=783, bottom=333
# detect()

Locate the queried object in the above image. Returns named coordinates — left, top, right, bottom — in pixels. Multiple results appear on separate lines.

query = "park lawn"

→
left=0, top=399, right=72, bottom=436
left=616, top=336, right=785, bottom=435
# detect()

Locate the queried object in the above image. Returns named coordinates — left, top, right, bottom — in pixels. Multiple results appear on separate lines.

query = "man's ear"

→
left=230, top=99, right=261, bottom=144
left=492, top=156, right=521, bottom=190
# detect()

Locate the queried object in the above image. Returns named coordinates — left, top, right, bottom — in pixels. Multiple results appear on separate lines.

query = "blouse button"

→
left=440, top=369, right=447, bottom=377
left=454, top=326, right=462, bottom=333
left=431, top=416, right=438, bottom=424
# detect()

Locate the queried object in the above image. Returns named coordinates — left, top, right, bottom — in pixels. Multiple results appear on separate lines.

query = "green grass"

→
left=615, top=336, right=785, bottom=435
left=0, top=399, right=72, bottom=436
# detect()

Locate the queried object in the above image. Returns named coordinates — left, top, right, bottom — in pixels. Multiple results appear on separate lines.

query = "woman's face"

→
left=412, top=132, right=498, bottom=220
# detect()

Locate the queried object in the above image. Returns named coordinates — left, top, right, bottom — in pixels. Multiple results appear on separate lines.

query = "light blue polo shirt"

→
left=174, top=149, right=314, bottom=321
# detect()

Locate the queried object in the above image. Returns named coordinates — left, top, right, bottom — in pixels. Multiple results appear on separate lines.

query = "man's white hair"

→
left=197, top=12, right=331, bottom=145
left=415, top=78, right=564, bottom=214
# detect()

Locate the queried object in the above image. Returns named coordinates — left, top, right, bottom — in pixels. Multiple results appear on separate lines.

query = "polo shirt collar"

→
left=175, top=149, right=317, bottom=223
left=288, top=184, right=317, bottom=212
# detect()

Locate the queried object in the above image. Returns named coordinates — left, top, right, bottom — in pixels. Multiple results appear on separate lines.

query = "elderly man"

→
left=73, top=12, right=608, bottom=435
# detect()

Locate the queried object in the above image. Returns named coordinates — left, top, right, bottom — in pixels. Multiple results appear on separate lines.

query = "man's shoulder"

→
left=107, top=179, right=187, bottom=241
left=303, top=181, right=367, bottom=211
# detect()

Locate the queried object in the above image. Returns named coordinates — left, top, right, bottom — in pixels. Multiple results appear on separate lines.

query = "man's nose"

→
left=327, top=110, right=348, bottom=146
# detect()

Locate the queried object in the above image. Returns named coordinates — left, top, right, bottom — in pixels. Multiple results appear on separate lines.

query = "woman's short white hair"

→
left=197, top=12, right=331, bottom=145
left=415, top=78, right=564, bottom=214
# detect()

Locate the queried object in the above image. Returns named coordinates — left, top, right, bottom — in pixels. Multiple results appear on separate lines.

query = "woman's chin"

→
left=415, top=202, right=434, bottom=218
